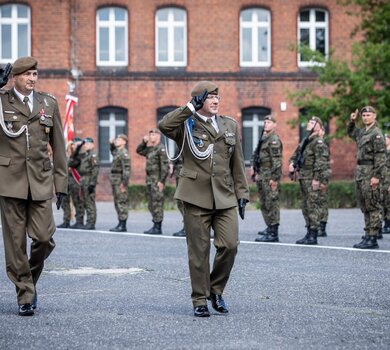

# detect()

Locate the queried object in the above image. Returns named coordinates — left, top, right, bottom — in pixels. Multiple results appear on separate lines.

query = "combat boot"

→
left=317, top=221, right=327, bottom=237
left=57, top=221, right=70, bottom=228
left=353, top=236, right=379, bottom=249
left=70, top=221, right=85, bottom=229
left=257, top=227, right=270, bottom=235
left=151, top=221, right=162, bottom=235
left=144, top=223, right=156, bottom=234
left=296, top=228, right=317, bottom=245
left=255, top=224, right=279, bottom=242
left=382, top=220, right=390, bottom=234
left=83, top=223, right=95, bottom=230
left=172, top=227, right=186, bottom=237
left=109, top=220, right=127, bottom=232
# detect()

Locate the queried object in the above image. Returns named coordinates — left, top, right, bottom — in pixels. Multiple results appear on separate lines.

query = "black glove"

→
left=56, top=192, right=66, bottom=210
left=190, top=89, right=208, bottom=111
left=238, top=198, right=248, bottom=220
left=0, top=63, right=12, bottom=89
left=74, top=140, right=85, bottom=156
left=88, top=185, right=95, bottom=194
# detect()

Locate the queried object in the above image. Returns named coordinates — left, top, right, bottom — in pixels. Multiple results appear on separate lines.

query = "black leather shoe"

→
left=210, top=294, right=229, bottom=313
left=32, top=293, right=37, bottom=309
left=172, top=228, right=186, bottom=237
left=18, top=303, right=34, bottom=316
left=193, top=305, right=210, bottom=317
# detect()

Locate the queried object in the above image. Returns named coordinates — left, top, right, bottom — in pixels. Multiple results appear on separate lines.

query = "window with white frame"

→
left=156, top=7, right=186, bottom=67
left=96, top=7, right=128, bottom=66
left=0, top=4, right=30, bottom=63
left=298, top=8, right=328, bottom=66
left=98, top=107, right=128, bottom=164
left=240, top=8, right=271, bottom=67
left=242, top=107, right=271, bottom=164
left=157, top=106, right=177, bottom=157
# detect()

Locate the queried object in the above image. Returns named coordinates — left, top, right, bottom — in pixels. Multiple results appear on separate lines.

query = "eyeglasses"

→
left=206, top=95, right=221, bottom=101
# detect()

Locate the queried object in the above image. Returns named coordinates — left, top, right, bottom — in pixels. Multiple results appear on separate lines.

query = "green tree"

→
left=290, top=0, right=390, bottom=138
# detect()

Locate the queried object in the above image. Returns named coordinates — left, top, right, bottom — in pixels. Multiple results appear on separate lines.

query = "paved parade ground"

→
left=0, top=203, right=389, bottom=349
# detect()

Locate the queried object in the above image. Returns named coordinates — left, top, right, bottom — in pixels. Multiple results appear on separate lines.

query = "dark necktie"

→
left=23, top=96, right=30, bottom=113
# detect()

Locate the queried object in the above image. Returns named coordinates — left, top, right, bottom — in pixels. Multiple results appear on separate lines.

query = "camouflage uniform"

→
left=252, top=130, right=283, bottom=242
left=382, top=148, right=390, bottom=233
left=110, top=145, right=131, bottom=221
left=136, top=141, right=169, bottom=226
left=348, top=120, right=386, bottom=238
left=70, top=150, right=99, bottom=227
left=318, top=139, right=331, bottom=236
left=290, top=135, right=328, bottom=243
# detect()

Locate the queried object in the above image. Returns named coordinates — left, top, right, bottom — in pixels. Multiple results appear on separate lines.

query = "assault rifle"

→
left=251, top=126, right=265, bottom=182
left=289, top=121, right=317, bottom=181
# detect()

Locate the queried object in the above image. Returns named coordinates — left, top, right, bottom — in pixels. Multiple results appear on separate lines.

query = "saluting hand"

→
left=190, top=89, right=208, bottom=111
left=350, top=109, right=359, bottom=121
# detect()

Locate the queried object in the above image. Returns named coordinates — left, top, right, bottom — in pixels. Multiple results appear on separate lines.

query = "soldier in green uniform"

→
left=136, top=128, right=169, bottom=235
left=382, top=134, right=390, bottom=234
left=170, top=153, right=186, bottom=237
left=57, top=138, right=84, bottom=228
left=348, top=107, right=386, bottom=249
left=289, top=116, right=328, bottom=245
left=69, top=137, right=100, bottom=230
left=159, top=81, right=249, bottom=317
left=252, top=115, right=283, bottom=243
left=109, top=134, right=131, bottom=232
left=0, top=57, right=67, bottom=316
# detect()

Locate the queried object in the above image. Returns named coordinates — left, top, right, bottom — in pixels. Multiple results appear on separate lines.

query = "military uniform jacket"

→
left=110, top=146, right=131, bottom=186
left=251, top=131, right=282, bottom=181
left=384, top=149, right=390, bottom=187
left=290, top=135, right=328, bottom=183
left=158, top=105, right=249, bottom=210
left=70, top=151, right=100, bottom=186
left=0, top=88, right=67, bottom=200
left=347, top=121, right=386, bottom=181
left=136, top=142, right=169, bottom=185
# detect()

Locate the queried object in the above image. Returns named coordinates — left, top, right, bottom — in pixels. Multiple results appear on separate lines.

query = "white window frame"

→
left=155, top=7, right=187, bottom=67
left=240, top=8, right=271, bottom=67
left=298, top=8, right=329, bottom=67
left=96, top=7, right=128, bottom=67
left=0, top=4, right=31, bottom=63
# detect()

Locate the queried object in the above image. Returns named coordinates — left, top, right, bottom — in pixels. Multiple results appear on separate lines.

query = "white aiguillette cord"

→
left=164, top=118, right=214, bottom=166
left=0, top=99, right=30, bottom=149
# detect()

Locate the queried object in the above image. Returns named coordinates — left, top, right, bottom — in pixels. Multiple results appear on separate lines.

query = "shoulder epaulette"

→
left=220, top=115, right=237, bottom=123
left=38, top=91, right=57, bottom=101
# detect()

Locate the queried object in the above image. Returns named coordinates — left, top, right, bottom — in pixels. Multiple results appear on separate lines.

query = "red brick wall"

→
left=0, top=0, right=360, bottom=200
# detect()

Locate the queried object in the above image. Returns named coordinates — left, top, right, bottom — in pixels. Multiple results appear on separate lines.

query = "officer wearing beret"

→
left=252, top=115, right=283, bottom=243
left=348, top=106, right=386, bottom=249
left=159, top=81, right=249, bottom=317
left=289, top=116, right=329, bottom=245
left=109, top=134, right=131, bottom=232
left=69, top=137, right=100, bottom=230
left=0, top=57, right=67, bottom=316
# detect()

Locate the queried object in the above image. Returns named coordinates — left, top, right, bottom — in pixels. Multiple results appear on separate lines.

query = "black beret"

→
left=191, top=81, right=218, bottom=97
left=12, top=56, right=38, bottom=75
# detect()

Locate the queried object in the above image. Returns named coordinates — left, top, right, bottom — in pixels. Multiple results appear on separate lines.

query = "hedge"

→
left=128, top=181, right=357, bottom=210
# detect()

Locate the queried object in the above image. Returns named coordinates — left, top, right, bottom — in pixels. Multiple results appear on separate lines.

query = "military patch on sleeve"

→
left=317, top=139, right=323, bottom=144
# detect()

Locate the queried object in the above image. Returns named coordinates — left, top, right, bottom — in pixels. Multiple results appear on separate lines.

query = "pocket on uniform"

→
left=0, top=155, right=10, bottom=166
left=179, top=168, right=197, bottom=179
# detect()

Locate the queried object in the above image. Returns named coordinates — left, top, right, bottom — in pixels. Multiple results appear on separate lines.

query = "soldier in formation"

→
left=136, top=128, right=169, bottom=235
left=109, top=134, right=131, bottom=232
left=382, top=134, right=390, bottom=235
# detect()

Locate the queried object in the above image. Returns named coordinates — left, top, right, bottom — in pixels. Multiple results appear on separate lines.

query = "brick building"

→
left=0, top=0, right=359, bottom=200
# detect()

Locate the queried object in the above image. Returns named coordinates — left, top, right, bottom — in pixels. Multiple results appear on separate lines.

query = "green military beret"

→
left=264, top=115, right=276, bottom=123
left=83, top=137, right=94, bottom=143
left=191, top=81, right=218, bottom=97
left=12, top=56, right=38, bottom=75
left=72, top=137, right=82, bottom=143
left=361, top=106, right=376, bottom=114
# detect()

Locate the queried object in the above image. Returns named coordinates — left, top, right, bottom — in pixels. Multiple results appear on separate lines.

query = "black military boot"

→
left=83, top=223, right=95, bottom=230
left=110, top=220, right=127, bottom=232
left=296, top=228, right=317, bottom=245
left=377, top=227, right=383, bottom=239
left=70, top=221, right=84, bottom=229
left=255, top=224, right=279, bottom=242
left=144, top=222, right=156, bottom=234
left=382, top=220, right=390, bottom=234
left=353, top=236, right=379, bottom=249
left=57, top=221, right=70, bottom=228
left=317, top=221, right=327, bottom=237
left=173, top=227, right=186, bottom=237
left=144, top=222, right=162, bottom=234
left=257, top=227, right=270, bottom=235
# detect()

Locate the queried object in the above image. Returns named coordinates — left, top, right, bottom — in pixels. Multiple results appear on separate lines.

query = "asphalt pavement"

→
left=0, top=203, right=389, bottom=349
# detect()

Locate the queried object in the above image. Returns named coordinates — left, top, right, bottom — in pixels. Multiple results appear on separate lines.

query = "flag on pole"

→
left=63, top=94, right=78, bottom=145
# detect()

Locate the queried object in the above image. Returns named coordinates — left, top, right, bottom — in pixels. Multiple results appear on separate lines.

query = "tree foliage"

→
left=289, top=0, right=390, bottom=138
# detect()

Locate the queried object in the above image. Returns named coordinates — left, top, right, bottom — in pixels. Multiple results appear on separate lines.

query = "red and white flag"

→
left=63, top=94, right=78, bottom=145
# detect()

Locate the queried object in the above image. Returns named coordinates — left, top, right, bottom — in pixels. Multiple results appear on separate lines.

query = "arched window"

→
left=156, top=7, right=187, bottom=67
left=242, top=107, right=271, bottom=164
left=0, top=4, right=30, bottom=63
left=298, top=8, right=329, bottom=66
left=98, top=107, right=128, bottom=164
left=240, top=8, right=271, bottom=67
left=96, top=7, right=128, bottom=66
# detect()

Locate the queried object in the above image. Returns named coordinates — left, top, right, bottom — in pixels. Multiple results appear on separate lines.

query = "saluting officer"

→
left=0, top=57, right=67, bottom=316
left=109, top=134, right=131, bottom=232
left=252, top=115, right=283, bottom=243
left=289, top=116, right=329, bottom=245
left=348, top=106, right=386, bottom=249
left=159, top=81, right=249, bottom=317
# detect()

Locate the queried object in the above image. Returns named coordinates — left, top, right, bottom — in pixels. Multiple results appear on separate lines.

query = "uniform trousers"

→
left=299, top=179, right=321, bottom=230
left=0, top=195, right=55, bottom=305
left=183, top=202, right=238, bottom=307
left=80, top=178, right=96, bottom=225
left=257, top=175, right=280, bottom=226
left=111, top=184, right=129, bottom=220
left=147, top=183, right=164, bottom=223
